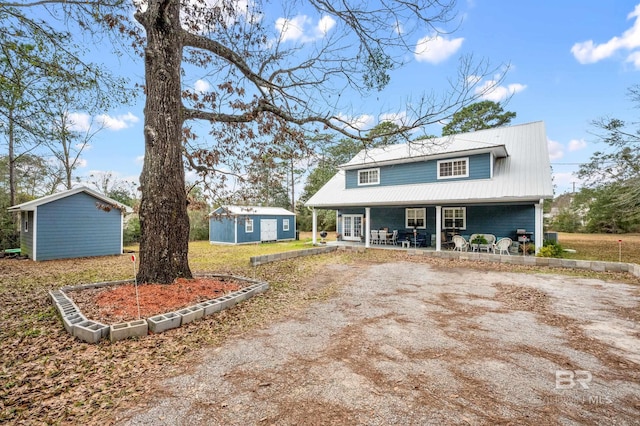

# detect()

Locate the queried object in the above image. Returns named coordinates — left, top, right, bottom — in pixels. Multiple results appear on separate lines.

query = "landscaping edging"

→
left=49, top=274, right=269, bottom=344
left=421, top=248, right=640, bottom=277
left=341, top=245, right=640, bottom=278
left=249, top=245, right=337, bottom=266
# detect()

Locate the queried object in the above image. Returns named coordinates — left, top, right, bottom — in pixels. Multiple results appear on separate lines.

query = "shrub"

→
left=123, top=216, right=141, bottom=245
left=471, top=234, right=488, bottom=244
left=188, top=210, right=209, bottom=241
left=537, top=240, right=564, bottom=258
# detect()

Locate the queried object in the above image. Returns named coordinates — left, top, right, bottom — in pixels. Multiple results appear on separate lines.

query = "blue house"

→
left=8, top=186, right=132, bottom=261
left=209, top=205, right=296, bottom=244
left=305, top=121, right=554, bottom=253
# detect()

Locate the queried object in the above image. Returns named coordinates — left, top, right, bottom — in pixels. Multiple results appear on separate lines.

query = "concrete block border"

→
left=250, top=245, right=337, bottom=266
left=50, top=274, right=269, bottom=344
left=341, top=245, right=640, bottom=279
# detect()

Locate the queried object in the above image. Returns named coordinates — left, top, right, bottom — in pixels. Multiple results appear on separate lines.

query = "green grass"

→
left=186, top=237, right=316, bottom=271
left=557, top=232, right=640, bottom=263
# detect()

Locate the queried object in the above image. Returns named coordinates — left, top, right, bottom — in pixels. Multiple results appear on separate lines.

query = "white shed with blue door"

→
left=8, top=186, right=132, bottom=261
left=209, top=205, right=296, bottom=244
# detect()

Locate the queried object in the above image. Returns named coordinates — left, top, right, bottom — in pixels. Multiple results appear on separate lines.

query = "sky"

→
left=63, top=0, right=640, bottom=198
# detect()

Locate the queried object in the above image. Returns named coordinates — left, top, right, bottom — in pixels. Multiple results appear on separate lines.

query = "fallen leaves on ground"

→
left=1, top=247, right=638, bottom=425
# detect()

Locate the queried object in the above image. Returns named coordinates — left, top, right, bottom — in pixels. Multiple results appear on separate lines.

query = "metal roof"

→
left=341, top=135, right=508, bottom=169
left=211, top=205, right=295, bottom=216
left=8, top=186, right=134, bottom=213
left=306, top=121, right=554, bottom=208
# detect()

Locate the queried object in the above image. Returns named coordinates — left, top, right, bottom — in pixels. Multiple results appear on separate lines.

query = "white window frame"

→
left=24, top=215, right=29, bottom=233
left=443, top=207, right=466, bottom=230
left=283, top=218, right=290, bottom=231
left=437, top=157, right=469, bottom=179
left=405, top=208, right=426, bottom=229
left=358, top=168, right=380, bottom=186
left=245, top=218, right=254, bottom=233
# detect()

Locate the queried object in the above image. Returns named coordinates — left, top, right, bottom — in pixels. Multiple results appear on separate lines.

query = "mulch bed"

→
left=68, top=277, right=243, bottom=324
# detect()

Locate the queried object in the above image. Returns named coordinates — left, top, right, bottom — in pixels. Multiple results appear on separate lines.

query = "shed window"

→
left=443, top=207, right=466, bottom=229
left=438, top=157, right=469, bottom=179
left=24, top=216, right=28, bottom=233
left=283, top=218, right=290, bottom=231
left=405, top=208, right=426, bottom=229
left=245, top=219, right=254, bottom=233
left=358, top=168, right=380, bottom=186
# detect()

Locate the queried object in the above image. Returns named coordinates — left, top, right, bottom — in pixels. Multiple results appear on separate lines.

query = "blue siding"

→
left=210, top=213, right=296, bottom=244
left=209, top=216, right=236, bottom=243
left=20, top=211, right=34, bottom=258
left=36, top=192, right=123, bottom=261
left=338, top=203, right=535, bottom=244
left=236, top=215, right=256, bottom=244
left=464, top=204, right=535, bottom=240
left=345, top=153, right=491, bottom=189
left=278, top=216, right=296, bottom=240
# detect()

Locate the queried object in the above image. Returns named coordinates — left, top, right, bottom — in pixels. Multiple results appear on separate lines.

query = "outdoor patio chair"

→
left=390, top=230, right=398, bottom=245
left=440, top=231, right=455, bottom=250
left=483, top=234, right=497, bottom=253
left=452, top=235, right=469, bottom=252
left=379, top=229, right=389, bottom=244
left=370, top=229, right=380, bottom=244
left=494, top=237, right=512, bottom=255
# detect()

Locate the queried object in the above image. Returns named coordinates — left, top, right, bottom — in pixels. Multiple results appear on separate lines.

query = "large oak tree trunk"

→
left=136, top=0, right=192, bottom=284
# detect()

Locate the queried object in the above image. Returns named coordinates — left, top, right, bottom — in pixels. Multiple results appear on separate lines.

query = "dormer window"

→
left=358, top=168, right=380, bottom=186
left=437, top=157, right=469, bottom=179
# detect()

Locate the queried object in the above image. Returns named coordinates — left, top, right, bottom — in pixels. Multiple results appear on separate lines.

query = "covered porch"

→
left=310, top=201, right=545, bottom=253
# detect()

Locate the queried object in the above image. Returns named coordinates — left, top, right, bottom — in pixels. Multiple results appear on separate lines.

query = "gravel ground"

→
left=117, top=261, right=640, bottom=425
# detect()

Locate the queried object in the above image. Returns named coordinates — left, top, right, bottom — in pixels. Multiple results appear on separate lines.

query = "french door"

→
left=342, top=214, right=363, bottom=241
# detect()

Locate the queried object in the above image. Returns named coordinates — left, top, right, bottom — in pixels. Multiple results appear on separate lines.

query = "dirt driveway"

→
left=118, top=261, right=640, bottom=425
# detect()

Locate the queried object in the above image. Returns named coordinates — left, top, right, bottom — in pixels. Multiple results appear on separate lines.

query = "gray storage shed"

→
left=8, top=186, right=132, bottom=261
left=209, top=205, right=296, bottom=244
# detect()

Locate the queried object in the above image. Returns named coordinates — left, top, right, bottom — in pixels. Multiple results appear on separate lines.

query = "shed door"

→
left=260, top=219, right=277, bottom=241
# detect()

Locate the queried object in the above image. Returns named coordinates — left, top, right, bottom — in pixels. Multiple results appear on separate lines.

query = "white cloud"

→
left=547, top=138, right=564, bottom=161
left=67, top=112, right=92, bottom=132
left=97, top=112, right=140, bottom=131
left=275, top=14, right=336, bottom=43
left=474, top=79, right=527, bottom=102
left=135, top=155, right=145, bottom=165
left=414, top=34, right=464, bottom=64
left=316, top=15, right=336, bottom=36
left=276, top=15, right=307, bottom=42
left=571, top=3, right=640, bottom=67
left=332, top=113, right=375, bottom=131
left=194, top=79, right=211, bottom=92
left=568, top=138, right=587, bottom=152
left=76, top=158, right=88, bottom=168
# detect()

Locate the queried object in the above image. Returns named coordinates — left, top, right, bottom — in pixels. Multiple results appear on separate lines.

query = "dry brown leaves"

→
left=1, top=248, right=638, bottom=425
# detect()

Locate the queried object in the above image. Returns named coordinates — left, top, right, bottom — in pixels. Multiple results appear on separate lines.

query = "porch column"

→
left=312, top=208, right=317, bottom=245
left=534, top=199, right=543, bottom=253
left=365, top=207, right=371, bottom=248
left=435, top=205, right=442, bottom=251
